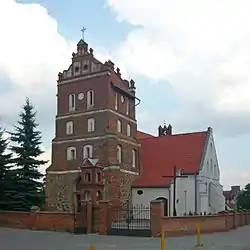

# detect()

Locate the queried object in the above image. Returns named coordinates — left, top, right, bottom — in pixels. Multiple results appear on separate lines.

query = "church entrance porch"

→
left=107, top=204, right=151, bottom=237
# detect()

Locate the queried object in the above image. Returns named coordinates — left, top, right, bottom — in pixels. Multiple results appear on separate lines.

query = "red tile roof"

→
left=137, top=131, right=155, bottom=140
left=133, top=130, right=209, bottom=187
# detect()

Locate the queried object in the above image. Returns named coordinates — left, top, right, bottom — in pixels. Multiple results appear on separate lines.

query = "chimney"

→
left=158, top=125, right=164, bottom=136
left=167, top=124, right=172, bottom=135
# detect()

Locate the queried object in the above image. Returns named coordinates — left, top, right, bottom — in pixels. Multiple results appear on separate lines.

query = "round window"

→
left=137, top=190, right=143, bottom=195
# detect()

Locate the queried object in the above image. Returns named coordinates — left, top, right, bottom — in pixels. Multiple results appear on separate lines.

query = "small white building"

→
left=132, top=126, right=225, bottom=217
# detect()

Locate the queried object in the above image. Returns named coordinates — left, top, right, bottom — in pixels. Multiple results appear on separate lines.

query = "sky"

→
left=0, top=0, right=250, bottom=190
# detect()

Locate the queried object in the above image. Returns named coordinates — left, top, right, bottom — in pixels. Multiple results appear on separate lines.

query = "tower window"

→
left=117, top=120, right=121, bottom=133
left=75, top=66, right=79, bottom=73
left=126, top=99, right=129, bottom=115
left=121, top=95, right=125, bottom=103
left=87, top=90, right=94, bottom=108
left=83, top=145, right=93, bottom=158
left=83, top=64, right=88, bottom=71
left=132, top=149, right=136, bottom=168
left=87, top=118, right=95, bottom=132
left=68, top=94, right=76, bottom=112
left=127, top=124, right=131, bottom=137
left=115, top=93, right=118, bottom=110
left=67, top=147, right=76, bottom=161
left=117, top=145, right=122, bottom=164
left=66, top=121, right=73, bottom=135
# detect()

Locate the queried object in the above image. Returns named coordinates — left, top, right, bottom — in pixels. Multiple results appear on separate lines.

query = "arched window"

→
left=67, top=147, right=76, bottom=161
left=87, top=90, right=94, bottom=108
left=117, top=145, right=122, bottom=164
left=115, top=93, right=118, bottom=110
left=126, top=99, right=129, bottom=115
left=87, top=118, right=95, bottom=132
left=83, top=145, right=93, bottom=158
left=68, top=94, right=76, bottom=111
left=117, top=120, right=121, bottom=133
left=66, top=121, right=73, bottom=135
left=132, top=149, right=136, bottom=168
left=127, top=124, right=131, bottom=136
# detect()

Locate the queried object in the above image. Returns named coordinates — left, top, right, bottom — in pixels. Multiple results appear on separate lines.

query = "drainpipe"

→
left=194, top=173, right=198, bottom=214
left=168, top=188, right=171, bottom=216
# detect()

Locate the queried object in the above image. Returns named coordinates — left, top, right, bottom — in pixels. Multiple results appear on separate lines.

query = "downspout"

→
left=194, top=173, right=198, bottom=214
left=168, top=188, right=171, bottom=216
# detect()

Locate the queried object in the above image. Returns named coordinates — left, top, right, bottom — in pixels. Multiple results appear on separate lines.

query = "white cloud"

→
left=0, top=0, right=75, bottom=121
left=108, top=0, right=250, bottom=126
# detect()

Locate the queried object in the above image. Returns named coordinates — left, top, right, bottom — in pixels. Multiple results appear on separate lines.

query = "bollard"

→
left=196, top=224, right=202, bottom=246
left=160, top=231, right=165, bottom=250
left=90, top=243, right=96, bottom=250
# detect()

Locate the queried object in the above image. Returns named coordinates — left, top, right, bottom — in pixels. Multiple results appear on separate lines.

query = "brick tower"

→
left=45, top=35, right=140, bottom=212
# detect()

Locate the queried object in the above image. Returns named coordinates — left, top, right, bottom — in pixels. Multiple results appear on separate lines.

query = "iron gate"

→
left=107, top=205, right=151, bottom=237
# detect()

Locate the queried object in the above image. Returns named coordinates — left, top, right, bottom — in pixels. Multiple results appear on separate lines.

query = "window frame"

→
left=87, top=118, right=95, bottom=132
left=117, top=119, right=121, bottom=133
left=67, top=147, right=76, bottom=161
left=83, top=145, right=93, bottom=158
left=66, top=121, right=73, bottom=135
left=87, top=90, right=94, bottom=108
left=68, top=94, right=76, bottom=112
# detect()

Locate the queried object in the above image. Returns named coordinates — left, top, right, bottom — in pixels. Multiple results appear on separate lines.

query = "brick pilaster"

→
left=98, top=200, right=110, bottom=235
left=150, top=200, right=164, bottom=237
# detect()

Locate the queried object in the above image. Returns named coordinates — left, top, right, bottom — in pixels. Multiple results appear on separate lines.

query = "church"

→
left=45, top=35, right=225, bottom=216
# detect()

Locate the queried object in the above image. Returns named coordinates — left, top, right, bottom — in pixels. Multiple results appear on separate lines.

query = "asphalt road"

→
left=1, top=226, right=250, bottom=250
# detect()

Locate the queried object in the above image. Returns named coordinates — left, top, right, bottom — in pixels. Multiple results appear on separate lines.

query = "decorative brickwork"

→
left=45, top=37, right=140, bottom=211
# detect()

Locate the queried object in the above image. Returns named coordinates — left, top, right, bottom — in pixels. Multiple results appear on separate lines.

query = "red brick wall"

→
left=0, top=211, right=75, bottom=232
left=150, top=200, right=250, bottom=237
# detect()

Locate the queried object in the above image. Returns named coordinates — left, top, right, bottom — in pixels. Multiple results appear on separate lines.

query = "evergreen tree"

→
left=10, top=98, right=47, bottom=211
left=0, top=127, right=13, bottom=210
left=237, top=184, right=250, bottom=210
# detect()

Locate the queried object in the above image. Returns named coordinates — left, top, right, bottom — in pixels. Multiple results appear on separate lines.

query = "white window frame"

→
left=117, top=145, right=122, bottom=164
left=87, top=90, right=94, bottom=108
left=66, top=121, right=73, bottom=135
left=83, top=145, right=93, bottom=158
left=127, top=124, right=131, bottom=137
left=84, top=190, right=91, bottom=201
left=87, top=118, right=95, bottom=132
left=69, top=94, right=76, bottom=112
left=126, top=99, right=129, bottom=115
left=115, top=93, right=118, bottom=110
left=67, top=147, right=76, bottom=161
left=132, top=149, right=136, bottom=168
left=117, top=120, right=121, bottom=133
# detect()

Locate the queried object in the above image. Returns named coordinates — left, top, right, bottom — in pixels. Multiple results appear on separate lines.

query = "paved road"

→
left=1, top=226, right=250, bottom=249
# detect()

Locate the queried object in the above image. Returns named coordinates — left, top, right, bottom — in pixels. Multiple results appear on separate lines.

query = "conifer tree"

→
left=10, top=98, right=47, bottom=211
left=0, top=127, right=13, bottom=210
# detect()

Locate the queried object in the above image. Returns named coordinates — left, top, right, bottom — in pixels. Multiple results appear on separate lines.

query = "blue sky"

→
left=1, top=0, right=250, bottom=189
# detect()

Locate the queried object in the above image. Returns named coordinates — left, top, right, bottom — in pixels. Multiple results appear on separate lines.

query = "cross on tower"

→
left=162, top=165, right=188, bottom=216
left=80, top=26, right=87, bottom=41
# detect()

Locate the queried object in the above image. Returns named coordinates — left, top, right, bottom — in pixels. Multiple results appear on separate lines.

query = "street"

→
left=1, top=226, right=250, bottom=249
